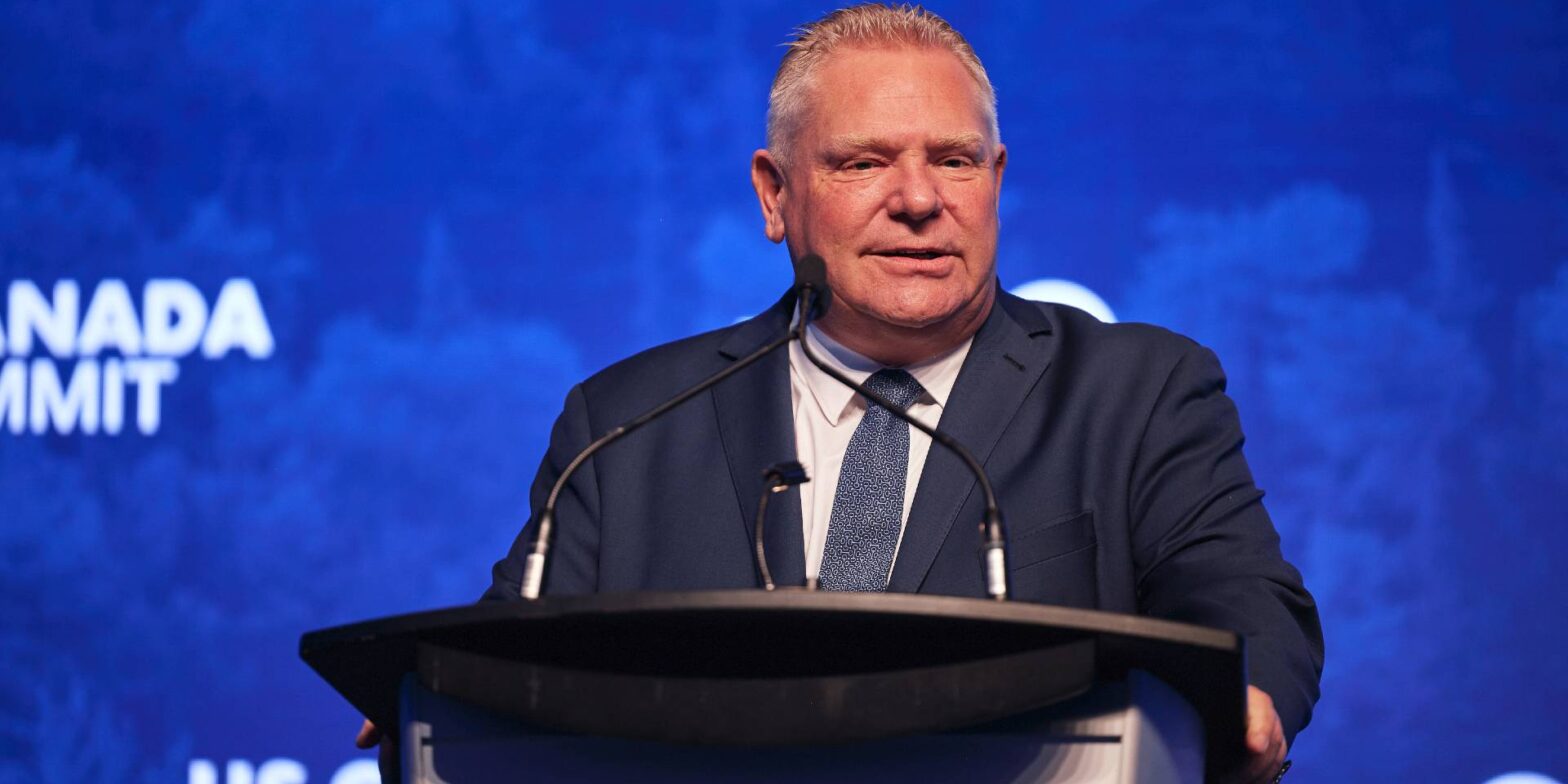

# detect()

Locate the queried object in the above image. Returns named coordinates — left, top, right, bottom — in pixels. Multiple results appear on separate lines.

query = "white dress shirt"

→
left=788, top=324, right=974, bottom=582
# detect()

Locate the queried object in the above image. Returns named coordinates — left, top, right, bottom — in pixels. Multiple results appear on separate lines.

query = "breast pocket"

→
left=1007, top=509, right=1098, bottom=608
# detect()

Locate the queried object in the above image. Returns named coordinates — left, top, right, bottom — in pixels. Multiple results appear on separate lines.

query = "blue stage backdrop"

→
left=2, top=1, right=1565, bottom=781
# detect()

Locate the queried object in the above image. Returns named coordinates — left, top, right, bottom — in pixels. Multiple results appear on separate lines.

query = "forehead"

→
left=799, top=45, right=993, bottom=146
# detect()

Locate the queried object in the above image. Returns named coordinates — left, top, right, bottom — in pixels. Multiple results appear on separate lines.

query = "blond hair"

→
left=766, top=4, right=1000, bottom=166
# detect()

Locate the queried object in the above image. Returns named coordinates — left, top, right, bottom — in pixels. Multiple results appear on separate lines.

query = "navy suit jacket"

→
left=485, top=289, right=1324, bottom=744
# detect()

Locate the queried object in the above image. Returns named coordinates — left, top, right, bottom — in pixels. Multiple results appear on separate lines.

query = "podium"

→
left=301, top=591, right=1247, bottom=782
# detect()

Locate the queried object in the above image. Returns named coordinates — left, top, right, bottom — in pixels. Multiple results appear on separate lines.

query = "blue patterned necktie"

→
left=818, top=369, right=926, bottom=592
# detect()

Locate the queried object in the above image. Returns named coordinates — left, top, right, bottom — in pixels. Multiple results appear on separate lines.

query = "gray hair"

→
left=766, top=3, right=1000, bottom=167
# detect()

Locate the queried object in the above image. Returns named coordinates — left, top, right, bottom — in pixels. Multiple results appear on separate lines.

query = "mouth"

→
left=868, top=248, right=958, bottom=261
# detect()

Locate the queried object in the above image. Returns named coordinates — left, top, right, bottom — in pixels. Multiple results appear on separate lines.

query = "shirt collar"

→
left=789, top=322, right=973, bottom=427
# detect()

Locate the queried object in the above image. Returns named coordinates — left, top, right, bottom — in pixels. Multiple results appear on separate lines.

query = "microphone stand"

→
left=519, top=263, right=1009, bottom=603
left=520, top=285, right=828, bottom=600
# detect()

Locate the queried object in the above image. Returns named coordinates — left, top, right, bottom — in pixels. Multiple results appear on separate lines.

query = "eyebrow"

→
left=824, top=134, right=881, bottom=153
left=931, top=133, right=986, bottom=150
left=823, top=133, right=988, bottom=154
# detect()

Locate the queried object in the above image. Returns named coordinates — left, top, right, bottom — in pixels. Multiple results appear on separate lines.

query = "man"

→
left=361, top=5, right=1322, bottom=781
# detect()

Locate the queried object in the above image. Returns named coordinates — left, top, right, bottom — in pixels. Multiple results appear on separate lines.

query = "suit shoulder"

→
left=1003, top=299, right=1224, bottom=399
left=578, top=322, right=737, bottom=400
left=1024, top=299, right=1207, bottom=364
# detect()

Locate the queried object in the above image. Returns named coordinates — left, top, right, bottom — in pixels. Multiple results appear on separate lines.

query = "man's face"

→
left=754, top=46, right=1006, bottom=355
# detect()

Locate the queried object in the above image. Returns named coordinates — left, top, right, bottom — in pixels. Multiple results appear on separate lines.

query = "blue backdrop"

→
left=2, top=2, right=1566, bottom=782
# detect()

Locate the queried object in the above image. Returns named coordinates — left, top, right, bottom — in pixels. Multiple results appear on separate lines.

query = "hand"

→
left=354, top=719, right=382, bottom=750
left=356, top=719, right=401, bottom=780
left=1235, top=685, right=1288, bottom=783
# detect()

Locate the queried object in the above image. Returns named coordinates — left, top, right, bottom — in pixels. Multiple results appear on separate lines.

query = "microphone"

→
left=753, top=461, right=810, bottom=591
left=792, top=252, right=832, bottom=320
left=519, top=260, right=831, bottom=600
left=792, top=274, right=1011, bottom=601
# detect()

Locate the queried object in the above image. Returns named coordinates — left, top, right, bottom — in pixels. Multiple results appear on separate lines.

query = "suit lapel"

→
left=887, top=293, right=1057, bottom=593
left=712, top=296, right=806, bottom=588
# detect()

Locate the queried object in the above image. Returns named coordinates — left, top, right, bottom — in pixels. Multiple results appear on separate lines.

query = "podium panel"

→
left=400, top=670, right=1203, bottom=783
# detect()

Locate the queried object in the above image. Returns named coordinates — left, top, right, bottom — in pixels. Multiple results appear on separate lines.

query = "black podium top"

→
left=301, top=591, right=1245, bottom=768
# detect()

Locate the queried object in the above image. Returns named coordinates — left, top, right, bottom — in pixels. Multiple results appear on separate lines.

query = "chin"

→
left=884, top=283, right=986, bottom=323
left=866, top=299, right=966, bottom=330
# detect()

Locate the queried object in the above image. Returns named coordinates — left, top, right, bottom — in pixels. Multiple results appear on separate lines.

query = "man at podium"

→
left=362, top=5, right=1323, bottom=781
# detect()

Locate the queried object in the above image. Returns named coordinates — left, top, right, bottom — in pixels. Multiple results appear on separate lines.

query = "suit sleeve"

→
left=481, top=383, right=602, bottom=600
left=1128, top=343, right=1324, bottom=746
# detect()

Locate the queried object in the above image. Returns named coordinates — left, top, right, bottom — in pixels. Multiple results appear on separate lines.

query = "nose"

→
left=885, top=159, right=943, bottom=224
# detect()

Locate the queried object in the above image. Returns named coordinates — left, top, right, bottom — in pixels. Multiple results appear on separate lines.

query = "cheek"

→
left=803, top=187, right=882, bottom=238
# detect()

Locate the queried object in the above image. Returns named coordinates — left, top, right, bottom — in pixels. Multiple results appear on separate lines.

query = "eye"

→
left=940, top=157, right=973, bottom=169
left=846, top=159, right=877, bottom=171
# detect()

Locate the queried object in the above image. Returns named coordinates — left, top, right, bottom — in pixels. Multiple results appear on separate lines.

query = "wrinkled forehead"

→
left=794, top=45, right=998, bottom=147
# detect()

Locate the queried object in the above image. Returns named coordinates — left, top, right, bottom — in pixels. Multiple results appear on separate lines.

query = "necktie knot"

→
left=863, top=368, right=924, bottom=412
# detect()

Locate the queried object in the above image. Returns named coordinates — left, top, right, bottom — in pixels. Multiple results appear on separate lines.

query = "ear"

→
left=750, top=149, right=788, bottom=244
left=992, top=143, right=1008, bottom=205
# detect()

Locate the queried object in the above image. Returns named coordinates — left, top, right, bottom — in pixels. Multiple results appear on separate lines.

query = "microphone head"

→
left=792, top=254, right=831, bottom=318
